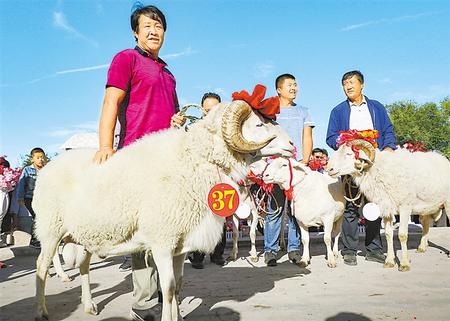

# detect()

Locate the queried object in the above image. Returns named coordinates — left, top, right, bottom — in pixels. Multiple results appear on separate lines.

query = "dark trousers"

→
left=192, top=225, right=226, bottom=263
left=341, top=177, right=383, bottom=255
left=24, top=198, right=38, bottom=241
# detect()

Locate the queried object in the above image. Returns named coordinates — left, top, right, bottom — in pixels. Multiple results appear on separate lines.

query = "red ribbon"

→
left=232, top=84, right=280, bottom=120
left=337, top=129, right=379, bottom=159
left=307, top=159, right=323, bottom=171
left=247, top=170, right=274, bottom=194
left=284, top=158, right=294, bottom=201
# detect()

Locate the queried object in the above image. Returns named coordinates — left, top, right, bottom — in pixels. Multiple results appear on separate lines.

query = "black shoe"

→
left=210, top=255, right=225, bottom=266
left=119, top=257, right=132, bottom=272
left=288, top=250, right=302, bottom=264
left=29, top=239, right=41, bottom=249
left=343, top=254, right=357, bottom=266
left=130, top=306, right=161, bottom=321
left=365, top=251, right=386, bottom=264
left=191, top=261, right=204, bottom=269
left=264, top=252, right=277, bottom=267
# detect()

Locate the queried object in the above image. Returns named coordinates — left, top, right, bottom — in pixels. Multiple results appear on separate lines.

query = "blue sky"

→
left=1, top=0, right=449, bottom=167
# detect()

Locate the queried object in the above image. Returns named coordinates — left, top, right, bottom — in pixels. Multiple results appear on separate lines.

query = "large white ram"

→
left=326, top=139, right=450, bottom=271
left=33, top=100, right=294, bottom=321
left=250, top=157, right=345, bottom=267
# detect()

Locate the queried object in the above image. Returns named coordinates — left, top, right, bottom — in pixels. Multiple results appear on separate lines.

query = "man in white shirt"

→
left=326, top=70, right=396, bottom=266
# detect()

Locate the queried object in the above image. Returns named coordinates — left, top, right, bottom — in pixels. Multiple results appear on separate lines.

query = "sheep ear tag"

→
left=362, top=202, right=380, bottom=221
left=208, top=183, right=240, bottom=217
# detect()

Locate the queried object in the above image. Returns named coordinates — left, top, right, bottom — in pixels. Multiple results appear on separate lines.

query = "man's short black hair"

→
left=131, top=3, right=166, bottom=41
left=201, top=92, right=221, bottom=106
left=312, top=148, right=323, bottom=155
left=31, top=147, right=45, bottom=156
left=342, top=70, right=364, bottom=84
left=312, top=148, right=328, bottom=157
left=275, top=73, right=296, bottom=89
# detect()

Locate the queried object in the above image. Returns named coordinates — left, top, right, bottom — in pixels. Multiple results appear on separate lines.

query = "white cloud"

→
left=53, top=11, right=98, bottom=47
left=161, top=47, right=196, bottom=60
left=20, top=47, right=196, bottom=85
left=253, top=62, right=275, bottom=78
left=56, top=64, right=109, bottom=75
left=341, top=11, right=438, bottom=32
left=388, top=84, right=450, bottom=103
left=378, top=77, right=393, bottom=84
left=47, top=121, right=98, bottom=138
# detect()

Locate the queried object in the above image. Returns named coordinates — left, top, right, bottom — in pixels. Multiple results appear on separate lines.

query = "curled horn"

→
left=222, top=100, right=275, bottom=153
left=350, top=139, right=376, bottom=163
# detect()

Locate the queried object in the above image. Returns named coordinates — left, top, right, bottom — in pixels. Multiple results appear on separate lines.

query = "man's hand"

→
left=171, top=113, right=186, bottom=128
left=18, top=199, right=25, bottom=206
left=383, top=147, right=395, bottom=153
left=94, top=147, right=115, bottom=164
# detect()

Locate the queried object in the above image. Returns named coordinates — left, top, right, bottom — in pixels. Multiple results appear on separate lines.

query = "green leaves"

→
left=386, top=98, right=450, bottom=157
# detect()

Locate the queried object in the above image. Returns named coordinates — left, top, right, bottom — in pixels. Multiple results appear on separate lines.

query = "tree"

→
left=386, top=98, right=450, bottom=157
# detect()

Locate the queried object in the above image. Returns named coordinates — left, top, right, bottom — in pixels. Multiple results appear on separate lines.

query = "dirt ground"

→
left=1, top=227, right=449, bottom=321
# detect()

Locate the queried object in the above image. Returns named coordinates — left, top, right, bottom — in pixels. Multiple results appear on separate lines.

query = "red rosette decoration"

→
left=337, top=129, right=379, bottom=159
left=307, top=159, right=323, bottom=171
left=337, top=129, right=379, bottom=149
left=232, top=84, right=280, bottom=120
left=402, top=141, right=427, bottom=153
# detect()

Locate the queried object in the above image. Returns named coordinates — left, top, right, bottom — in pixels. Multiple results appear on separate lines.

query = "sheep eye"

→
left=256, top=123, right=264, bottom=127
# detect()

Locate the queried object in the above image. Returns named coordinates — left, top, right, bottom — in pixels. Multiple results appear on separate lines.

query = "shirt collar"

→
left=134, top=46, right=167, bottom=66
left=349, top=96, right=367, bottom=107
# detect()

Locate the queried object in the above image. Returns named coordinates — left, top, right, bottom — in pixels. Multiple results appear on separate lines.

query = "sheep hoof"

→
left=383, top=261, right=395, bottom=268
left=250, top=256, right=259, bottom=263
left=416, top=247, right=426, bottom=253
left=398, top=264, right=410, bottom=272
left=298, top=260, right=309, bottom=268
left=35, top=315, right=49, bottom=321
left=228, top=254, right=238, bottom=262
left=60, top=274, right=73, bottom=282
left=84, top=301, right=98, bottom=315
left=327, top=261, right=337, bottom=268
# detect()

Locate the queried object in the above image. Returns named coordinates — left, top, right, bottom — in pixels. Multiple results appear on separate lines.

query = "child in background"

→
left=17, top=147, right=46, bottom=248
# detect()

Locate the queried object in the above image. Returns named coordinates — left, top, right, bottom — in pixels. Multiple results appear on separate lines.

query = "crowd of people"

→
left=0, top=4, right=403, bottom=321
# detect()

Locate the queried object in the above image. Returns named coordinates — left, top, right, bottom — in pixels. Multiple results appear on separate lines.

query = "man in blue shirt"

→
left=326, top=70, right=396, bottom=266
left=264, top=73, right=314, bottom=267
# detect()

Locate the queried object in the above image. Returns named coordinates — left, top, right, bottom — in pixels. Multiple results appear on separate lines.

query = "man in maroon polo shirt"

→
left=94, top=4, right=184, bottom=321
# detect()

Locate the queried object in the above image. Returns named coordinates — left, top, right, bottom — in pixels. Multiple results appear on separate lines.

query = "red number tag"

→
left=207, top=183, right=240, bottom=217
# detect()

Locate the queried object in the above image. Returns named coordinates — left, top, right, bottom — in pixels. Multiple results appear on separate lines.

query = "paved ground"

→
left=1, top=227, right=450, bottom=321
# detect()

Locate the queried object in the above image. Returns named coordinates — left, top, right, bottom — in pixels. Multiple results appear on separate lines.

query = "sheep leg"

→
left=52, top=251, right=72, bottom=282
left=35, top=235, right=61, bottom=321
left=417, top=215, right=431, bottom=253
left=79, top=251, right=97, bottom=315
left=383, top=217, right=395, bottom=268
left=324, top=217, right=337, bottom=268
left=229, top=215, right=239, bottom=261
left=152, top=249, right=176, bottom=321
left=173, top=253, right=186, bottom=319
left=332, top=215, right=343, bottom=259
left=446, top=201, right=450, bottom=258
left=249, top=211, right=259, bottom=262
left=398, top=207, right=411, bottom=272
left=297, top=221, right=310, bottom=267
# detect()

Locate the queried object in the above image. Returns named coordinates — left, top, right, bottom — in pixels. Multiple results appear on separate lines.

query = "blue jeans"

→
left=264, top=186, right=301, bottom=253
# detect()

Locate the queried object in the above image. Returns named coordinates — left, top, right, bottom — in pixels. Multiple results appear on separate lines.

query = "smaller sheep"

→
left=251, top=157, right=345, bottom=267
left=327, top=139, right=450, bottom=271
